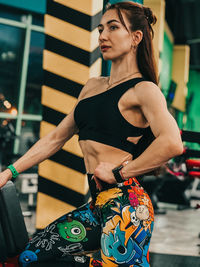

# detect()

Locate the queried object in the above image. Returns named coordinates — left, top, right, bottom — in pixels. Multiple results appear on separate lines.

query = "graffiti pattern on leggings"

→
left=58, top=243, right=83, bottom=256
left=19, top=177, right=153, bottom=267
left=29, top=224, right=60, bottom=251
left=19, top=244, right=40, bottom=266
left=73, top=203, right=100, bottom=226
left=96, top=177, right=154, bottom=266
left=57, top=216, right=89, bottom=242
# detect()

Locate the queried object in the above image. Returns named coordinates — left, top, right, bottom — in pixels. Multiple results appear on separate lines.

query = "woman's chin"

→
left=102, top=53, right=121, bottom=62
left=102, top=54, right=114, bottom=61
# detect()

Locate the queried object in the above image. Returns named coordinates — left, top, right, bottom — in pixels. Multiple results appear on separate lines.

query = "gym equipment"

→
left=0, top=220, right=7, bottom=262
left=0, top=181, right=29, bottom=263
left=156, top=167, right=192, bottom=208
left=141, top=130, right=200, bottom=210
left=185, top=159, right=200, bottom=199
left=19, top=173, right=38, bottom=210
left=156, top=130, right=200, bottom=208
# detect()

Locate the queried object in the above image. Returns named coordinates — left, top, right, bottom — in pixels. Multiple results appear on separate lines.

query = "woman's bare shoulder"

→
left=87, top=76, right=108, bottom=87
left=135, top=80, right=160, bottom=91
left=133, top=81, right=165, bottom=104
left=78, top=76, right=108, bottom=100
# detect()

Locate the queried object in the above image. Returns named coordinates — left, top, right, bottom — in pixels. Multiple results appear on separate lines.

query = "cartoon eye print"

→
left=71, top=227, right=82, bottom=235
left=57, top=219, right=87, bottom=242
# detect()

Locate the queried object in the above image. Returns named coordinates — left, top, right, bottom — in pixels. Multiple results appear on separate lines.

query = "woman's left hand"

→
left=93, top=161, right=117, bottom=185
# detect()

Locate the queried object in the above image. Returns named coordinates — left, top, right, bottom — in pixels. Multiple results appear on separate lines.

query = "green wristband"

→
left=7, top=164, right=19, bottom=179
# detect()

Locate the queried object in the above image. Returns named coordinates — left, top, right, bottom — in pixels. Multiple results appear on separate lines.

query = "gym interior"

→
left=0, top=0, right=200, bottom=266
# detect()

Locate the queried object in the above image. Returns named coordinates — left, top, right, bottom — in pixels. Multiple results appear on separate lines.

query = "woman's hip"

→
left=94, top=176, right=154, bottom=266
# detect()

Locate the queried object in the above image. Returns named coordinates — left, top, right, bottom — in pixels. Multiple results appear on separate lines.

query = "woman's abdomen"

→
left=79, top=140, right=133, bottom=173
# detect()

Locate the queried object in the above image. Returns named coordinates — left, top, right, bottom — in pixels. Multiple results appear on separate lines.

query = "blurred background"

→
left=0, top=0, right=200, bottom=266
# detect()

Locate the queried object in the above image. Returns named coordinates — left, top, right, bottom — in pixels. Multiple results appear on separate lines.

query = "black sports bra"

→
left=74, top=77, right=155, bottom=157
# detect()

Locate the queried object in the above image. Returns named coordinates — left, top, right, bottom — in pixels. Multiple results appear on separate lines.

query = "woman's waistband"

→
left=87, top=173, right=140, bottom=201
left=87, top=173, right=116, bottom=200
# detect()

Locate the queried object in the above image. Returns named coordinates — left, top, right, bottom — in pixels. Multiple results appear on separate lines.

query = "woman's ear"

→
left=132, top=30, right=143, bottom=46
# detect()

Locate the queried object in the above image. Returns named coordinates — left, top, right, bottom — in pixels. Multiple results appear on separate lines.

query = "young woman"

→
left=0, top=2, right=183, bottom=267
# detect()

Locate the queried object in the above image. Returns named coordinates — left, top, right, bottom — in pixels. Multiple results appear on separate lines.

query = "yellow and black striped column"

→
left=143, top=0, right=165, bottom=77
left=171, top=45, right=190, bottom=112
left=36, top=0, right=103, bottom=229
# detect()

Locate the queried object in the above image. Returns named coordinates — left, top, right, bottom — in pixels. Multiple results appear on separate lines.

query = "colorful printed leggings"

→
left=19, top=176, right=154, bottom=267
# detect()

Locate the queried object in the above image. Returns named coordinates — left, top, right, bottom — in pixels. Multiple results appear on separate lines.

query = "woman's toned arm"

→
left=94, top=82, right=183, bottom=183
left=0, top=109, right=78, bottom=188
left=0, top=78, right=94, bottom=188
left=120, top=81, right=183, bottom=178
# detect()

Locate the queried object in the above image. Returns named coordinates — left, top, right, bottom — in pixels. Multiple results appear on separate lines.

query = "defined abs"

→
left=79, top=140, right=132, bottom=173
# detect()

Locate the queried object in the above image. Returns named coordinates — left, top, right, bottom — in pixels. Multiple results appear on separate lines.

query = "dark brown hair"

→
left=106, top=1, right=158, bottom=85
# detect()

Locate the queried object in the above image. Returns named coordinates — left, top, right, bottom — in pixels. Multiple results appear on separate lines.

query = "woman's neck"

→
left=109, top=53, right=141, bottom=85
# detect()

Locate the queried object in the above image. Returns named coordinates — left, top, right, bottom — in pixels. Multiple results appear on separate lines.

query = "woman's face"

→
left=98, top=9, right=133, bottom=61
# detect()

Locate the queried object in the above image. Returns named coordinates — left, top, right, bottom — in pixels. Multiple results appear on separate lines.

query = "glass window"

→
left=18, top=120, right=40, bottom=172
left=23, top=30, right=44, bottom=115
left=0, top=4, right=24, bottom=22
left=0, top=118, right=17, bottom=168
left=0, top=5, right=44, bottom=156
left=32, top=14, right=44, bottom=27
left=0, top=23, right=25, bottom=113
left=19, top=120, right=40, bottom=155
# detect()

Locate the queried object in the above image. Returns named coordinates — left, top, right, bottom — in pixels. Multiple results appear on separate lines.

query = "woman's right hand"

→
left=0, top=169, right=12, bottom=188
